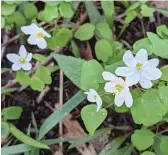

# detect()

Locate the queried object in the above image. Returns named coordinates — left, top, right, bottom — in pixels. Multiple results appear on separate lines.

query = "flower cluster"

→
left=85, top=49, right=162, bottom=111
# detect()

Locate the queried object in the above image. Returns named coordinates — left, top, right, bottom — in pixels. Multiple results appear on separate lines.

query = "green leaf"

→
left=2, top=144, right=32, bottom=155
left=155, top=8, right=168, bottom=17
left=1, top=17, right=5, bottom=28
left=153, top=135, right=162, bottom=155
left=131, top=129, right=154, bottom=151
left=131, top=90, right=166, bottom=126
left=147, top=32, right=168, bottom=58
left=74, top=23, right=95, bottom=41
left=38, top=4, right=58, bottom=22
left=2, top=106, right=23, bottom=120
left=16, top=71, right=30, bottom=86
left=95, top=23, right=113, bottom=42
left=84, top=1, right=103, bottom=25
left=126, top=2, right=140, bottom=12
left=105, top=61, right=124, bottom=73
left=160, top=65, right=168, bottom=81
left=1, top=87, right=19, bottom=94
left=95, top=39, right=113, bottom=62
left=133, top=38, right=153, bottom=55
left=30, top=77, right=44, bottom=91
left=158, top=86, right=168, bottom=103
left=115, top=104, right=128, bottom=113
left=2, top=3, right=16, bottom=16
left=81, top=104, right=107, bottom=135
left=52, top=54, right=85, bottom=88
left=1, top=122, right=9, bottom=138
left=47, top=65, right=59, bottom=73
left=160, top=136, right=168, bottom=155
left=80, top=60, right=104, bottom=91
left=9, top=123, right=49, bottom=149
left=33, top=54, right=48, bottom=62
left=156, top=25, right=168, bottom=39
left=59, top=2, right=74, bottom=18
left=125, top=10, right=137, bottom=24
left=38, top=90, right=86, bottom=139
left=140, top=151, right=156, bottom=155
left=140, top=4, right=155, bottom=17
left=71, top=40, right=80, bottom=58
left=12, top=11, right=26, bottom=26
left=34, top=66, right=52, bottom=85
left=24, top=3, right=38, bottom=19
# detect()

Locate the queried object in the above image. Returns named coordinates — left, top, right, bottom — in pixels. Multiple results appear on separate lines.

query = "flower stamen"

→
left=136, top=63, right=143, bottom=70
left=37, top=32, right=44, bottom=38
left=19, top=58, right=25, bottom=64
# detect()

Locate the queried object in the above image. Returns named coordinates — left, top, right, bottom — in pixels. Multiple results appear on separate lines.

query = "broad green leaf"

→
left=126, top=2, right=140, bottom=12
left=2, top=106, right=23, bottom=120
left=24, top=3, right=38, bottom=19
left=1, top=68, right=11, bottom=74
left=105, top=61, right=124, bottom=73
left=9, top=123, right=49, bottom=149
left=1, top=17, right=5, bottom=28
left=52, top=54, right=85, bottom=88
left=38, top=90, right=86, bottom=139
left=140, top=4, right=155, bottom=17
left=71, top=40, right=80, bottom=58
left=81, top=104, right=107, bottom=135
left=35, top=66, right=52, bottom=85
left=80, top=60, right=104, bottom=91
left=95, top=39, right=113, bottom=62
left=74, top=23, right=95, bottom=41
left=131, top=129, right=154, bottom=151
left=131, top=90, right=166, bottom=126
left=158, top=86, right=168, bottom=103
left=141, top=151, right=156, bottom=155
left=38, top=4, right=58, bottom=22
left=2, top=3, right=16, bottom=16
left=1, top=122, right=9, bottom=138
left=1, top=87, right=19, bottom=94
left=95, top=23, right=113, bottom=42
left=16, top=71, right=30, bottom=86
left=2, top=144, right=32, bottom=155
left=33, top=54, right=48, bottom=62
left=160, top=136, right=168, bottom=155
left=160, top=65, right=168, bottom=81
left=84, top=1, right=103, bottom=25
left=45, top=1, right=61, bottom=6
left=125, top=10, right=137, bottom=24
left=30, top=77, right=44, bottom=91
left=147, top=32, right=168, bottom=58
left=59, top=2, right=74, bottom=18
left=47, top=65, right=59, bottom=73
left=133, top=38, right=153, bottom=55
left=156, top=25, right=168, bottom=39
left=153, top=135, right=162, bottom=155
left=12, top=11, right=26, bottom=26
left=115, top=104, right=128, bottom=113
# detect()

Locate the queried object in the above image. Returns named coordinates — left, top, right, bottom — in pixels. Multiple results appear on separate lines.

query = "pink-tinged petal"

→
left=115, top=67, right=135, bottom=77
left=125, top=91, right=133, bottom=108
left=102, top=71, right=117, bottom=81
left=7, top=54, right=20, bottom=63
left=115, top=95, right=125, bottom=107
left=135, top=49, right=148, bottom=64
left=144, top=59, right=159, bottom=68
left=26, top=53, right=33, bottom=62
left=123, top=50, right=136, bottom=67
left=141, top=67, right=162, bottom=80
left=125, top=72, right=140, bottom=86
left=19, top=45, right=27, bottom=58
left=21, top=62, right=32, bottom=71
left=139, top=76, right=153, bottom=89
left=12, top=63, right=21, bottom=71
left=21, top=23, right=39, bottom=35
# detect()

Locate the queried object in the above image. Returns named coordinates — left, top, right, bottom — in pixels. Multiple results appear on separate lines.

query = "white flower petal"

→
left=139, top=76, right=153, bottom=89
left=41, top=28, right=51, bottom=38
left=144, top=59, right=159, bottom=68
left=96, top=96, right=102, bottom=112
left=26, top=53, right=33, bottom=62
left=7, top=54, right=20, bottom=63
left=141, top=67, right=162, bottom=80
left=27, top=35, right=37, bottom=45
left=21, top=62, right=32, bottom=71
left=102, top=71, right=117, bottom=81
left=21, top=23, right=39, bottom=35
left=19, top=45, right=27, bottom=58
left=36, top=38, right=47, bottom=49
left=123, top=50, right=136, bottom=67
left=125, top=91, right=133, bottom=107
left=104, top=82, right=114, bottom=93
left=86, top=89, right=97, bottom=102
left=115, top=67, right=135, bottom=77
left=115, top=95, right=125, bottom=107
left=135, top=49, right=148, bottom=64
left=12, top=63, right=21, bottom=71
left=126, top=72, right=140, bottom=86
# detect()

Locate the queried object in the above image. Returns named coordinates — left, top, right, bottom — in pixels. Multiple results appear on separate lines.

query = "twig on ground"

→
left=36, top=86, right=51, bottom=103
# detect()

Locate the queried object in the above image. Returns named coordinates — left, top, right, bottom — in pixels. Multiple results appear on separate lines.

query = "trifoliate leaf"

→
left=30, top=77, right=44, bottom=91
left=95, top=39, right=113, bottom=62
left=81, top=104, right=107, bottom=135
left=74, top=23, right=95, bottom=41
left=160, top=136, right=168, bottom=155
left=140, top=4, right=155, bottom=17
left=59, top=2, right=74, bottom=18
left=16, top=71, right=30, bottom=86
left=24, top=3, right=38, bottom=19
left=131, top=129, right=154, bottom=151
left=2, top=3, right=16, bottom=16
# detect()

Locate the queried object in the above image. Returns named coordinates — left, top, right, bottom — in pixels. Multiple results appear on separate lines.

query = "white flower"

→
left=6, top=45, right=32, bottom=71
left=115, top=49, right=162, bottom=89
left=102, top=72, right=133, bottom=108
left=84, top=89, right=102, bottom=112
left=21, top=23, right=51, bottom=49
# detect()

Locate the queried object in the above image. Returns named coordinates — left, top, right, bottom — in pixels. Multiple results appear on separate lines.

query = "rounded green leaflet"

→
left=1, top=17, right=5, bottom=28
left=131, top=129, right=154, bottom=151
left=2, top=3, right=16, bottom=16
left=16, top=71, right=30, bottom=86
left=140, top=151, right=156, bottom=155
left=95, top=39, right=113, bottom=62
left=156, top=25, right=168, bottom=39
left=140, top=4, right=155, bottom=17
left=30, top=76, right=44, bottom=91
left=1, top=122, right=9, bottom=138
left=74, top=23, right=95, bottom=41
left=59, top=2, right=74, bottom=18
left=160, top=65, right=168, bottom=81
left=24, top=3, right=38, bottom=19
left=160, top=136, right=168, bottom=155
left=81, top=104, right=107, bottom=135
left=33, top=54, right=48, bottom=62
left=115, top=104, right=128, bottom=113
left=158, top=86, right=168, bottom=103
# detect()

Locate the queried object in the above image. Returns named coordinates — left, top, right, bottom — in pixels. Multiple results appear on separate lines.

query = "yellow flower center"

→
left=37, top=32, right=44, bottom=38
left=115, top=84, right=123, bottom=93
left=136, top=63, right=143, bottom=70
left=19, top=58, right=25, bottom=64
left=94, top=95, right=97, bottom=100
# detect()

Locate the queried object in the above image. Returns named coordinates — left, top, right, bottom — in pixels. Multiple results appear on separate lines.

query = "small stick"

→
left=1, top=30, right=9, bottom=61
left=36, top=86, right=51, bottom=103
